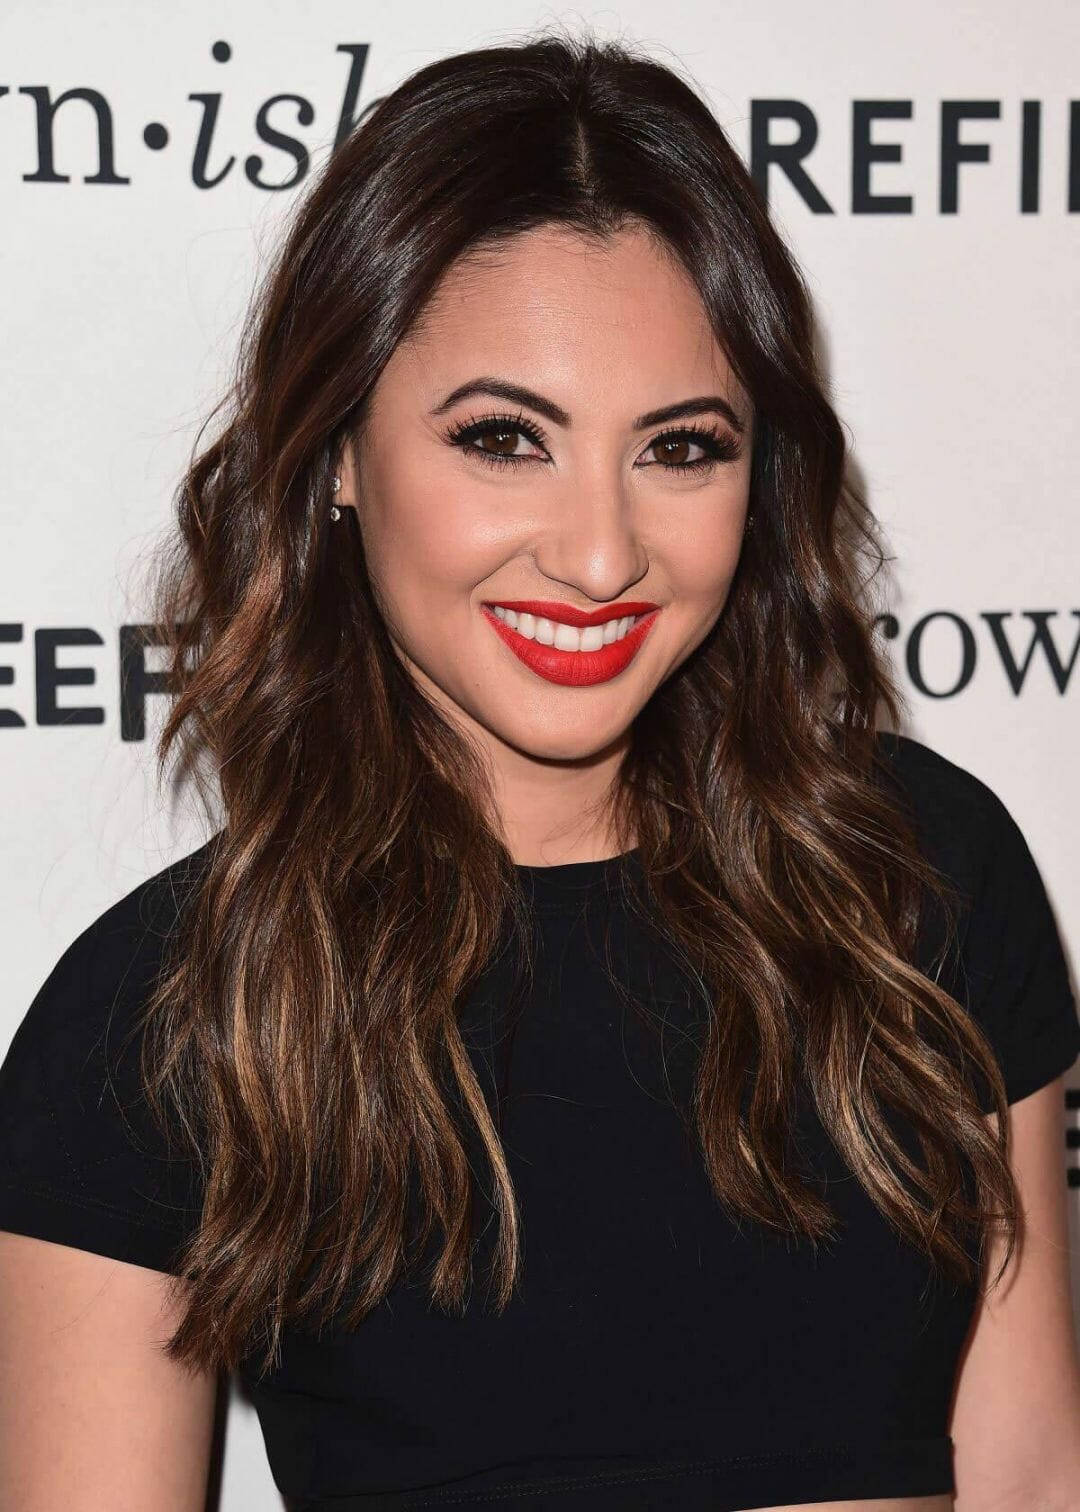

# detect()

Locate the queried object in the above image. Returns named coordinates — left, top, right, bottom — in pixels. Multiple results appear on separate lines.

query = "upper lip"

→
left=484, top=599, right=660, bottom=628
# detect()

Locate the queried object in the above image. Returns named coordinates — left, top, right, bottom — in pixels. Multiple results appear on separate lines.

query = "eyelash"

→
left=443, top=408, right=742, bottom=476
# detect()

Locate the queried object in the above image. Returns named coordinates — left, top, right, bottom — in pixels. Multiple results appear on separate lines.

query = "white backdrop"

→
left=2, top=3, right=1078, bottom=1504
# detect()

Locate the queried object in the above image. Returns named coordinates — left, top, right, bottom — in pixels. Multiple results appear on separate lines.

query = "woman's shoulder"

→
left=10, top=835, right=218, bottom=1062
left=872, top=729, right=1007, bottom=868
left=871, top=727, right=1052, bottom=908
left=873, top=730, right=1080, bottom=1108
left=79, top=834, right=218, bottom=981
left=0, top=836, right=218, bottom=1274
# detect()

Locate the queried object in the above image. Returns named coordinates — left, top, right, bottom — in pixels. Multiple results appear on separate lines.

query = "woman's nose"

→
left=531, top=475, right=650, bottom=604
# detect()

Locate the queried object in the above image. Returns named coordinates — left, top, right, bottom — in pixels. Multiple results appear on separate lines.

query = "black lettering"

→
left=981, top=610, right=1080, bottom=694
left=246, top=93, right=313, bottom=190
left=19, top=85, right=130, bottom=185
left=119, top=623, right=171, bottom=742
left=940, top=100, right=1000, bottom=213
left=0, top=623, right=25, bottom=729
left=749, top=100, right=833, bottom=213
left=852, top=101, right=913, bottom=214
left=35, top=628, right=104, bottom=725
left=333, top=44, right=376, bottom=150
left=905, top=612, right=977, bottom=697
left=1020, top=100, right=1040, bottom=213
left=188, top=93, right=235, bottom=189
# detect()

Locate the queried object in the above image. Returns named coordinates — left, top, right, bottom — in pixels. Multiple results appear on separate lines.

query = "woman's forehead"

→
left=382, top=228, right=747, bottom=420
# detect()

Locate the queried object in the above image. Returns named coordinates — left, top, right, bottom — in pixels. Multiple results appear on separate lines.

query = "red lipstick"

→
left=486, top=599, right=659, bottom=627
left=480, top=600, right=661, bottom=687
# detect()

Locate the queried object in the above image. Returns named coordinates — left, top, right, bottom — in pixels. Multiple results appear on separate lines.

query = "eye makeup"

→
left=442, top=409, right=742, bottom=477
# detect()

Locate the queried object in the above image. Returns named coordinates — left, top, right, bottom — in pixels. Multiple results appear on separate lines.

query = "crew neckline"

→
left=514, top=847, right=641, bottom=909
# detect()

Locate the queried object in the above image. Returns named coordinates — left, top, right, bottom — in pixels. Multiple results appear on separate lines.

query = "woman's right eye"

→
left=444, top=412, right=549, bottom=469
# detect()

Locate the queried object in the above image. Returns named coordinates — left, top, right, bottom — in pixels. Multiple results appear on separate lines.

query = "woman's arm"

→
left=949, top=1076, right=1080, bottom=1510
left=0, top=1231, right=219, bottom=1511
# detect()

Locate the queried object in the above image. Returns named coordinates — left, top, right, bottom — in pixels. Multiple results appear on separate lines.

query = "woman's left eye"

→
left=642, top=428, right=742, bottom=473
left=445, top=412, right=742, bottom=475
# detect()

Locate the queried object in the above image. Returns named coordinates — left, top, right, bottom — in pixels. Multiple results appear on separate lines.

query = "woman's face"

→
left=340, top=222, right=753, bottom=771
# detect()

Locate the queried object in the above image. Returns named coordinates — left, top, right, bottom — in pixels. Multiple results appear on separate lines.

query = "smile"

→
left=480, top=599, right=661, bottom=687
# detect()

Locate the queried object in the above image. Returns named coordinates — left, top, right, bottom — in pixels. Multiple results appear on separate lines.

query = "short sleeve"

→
left=956, top=785, right=1080, bottom=1111
left=0, top=851, right=210, bottom=1274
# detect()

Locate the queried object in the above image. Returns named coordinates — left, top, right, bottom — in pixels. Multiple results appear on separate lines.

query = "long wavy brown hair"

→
left=137, top=26, right=1018, bottom=1381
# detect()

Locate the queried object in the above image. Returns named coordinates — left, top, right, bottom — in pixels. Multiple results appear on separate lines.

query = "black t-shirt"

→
left=2, top=732, right=1078, bottom=1512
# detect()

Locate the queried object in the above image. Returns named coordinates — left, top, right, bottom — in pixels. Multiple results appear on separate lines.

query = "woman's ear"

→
left=333, top=439, right=361, bottom=515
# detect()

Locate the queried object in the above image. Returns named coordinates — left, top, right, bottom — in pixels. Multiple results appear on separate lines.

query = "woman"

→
left=1, top=27, right=1079, bottom=1512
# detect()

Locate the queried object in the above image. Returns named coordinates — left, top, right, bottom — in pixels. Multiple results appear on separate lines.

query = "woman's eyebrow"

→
left=430, top=377, right=746, bottom=435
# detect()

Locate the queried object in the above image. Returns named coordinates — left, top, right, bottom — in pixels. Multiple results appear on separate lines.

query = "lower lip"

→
left=481, top=608, right=660, bottom=686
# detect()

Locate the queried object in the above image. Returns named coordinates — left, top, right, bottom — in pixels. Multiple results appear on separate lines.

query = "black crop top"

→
left=2, top=732, right=1078, bottom=1511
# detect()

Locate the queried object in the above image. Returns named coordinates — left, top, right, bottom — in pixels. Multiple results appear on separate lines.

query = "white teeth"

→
left=489, top=607, right=643, bottom=651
